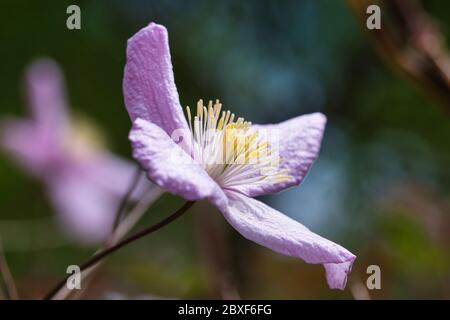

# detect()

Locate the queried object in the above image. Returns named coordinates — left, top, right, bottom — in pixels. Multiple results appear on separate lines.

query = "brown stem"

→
left=0, top=237, right=19, bottom=300
left=112, top=167, right=142, bottom=231
left=347, top=0, right=450, bottom=113
left=44, top=201, right=195, bottom=300
left=60, top=167, right=143, bottom=300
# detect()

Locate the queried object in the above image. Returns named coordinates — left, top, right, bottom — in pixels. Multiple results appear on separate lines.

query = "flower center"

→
left=185, top=99, right=291, bottom=189
left=62, top=115, right=106, bottom=161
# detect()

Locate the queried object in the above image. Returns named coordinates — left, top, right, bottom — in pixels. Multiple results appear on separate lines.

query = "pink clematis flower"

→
left=123, top=23, right=356, bottom=289
left=1, top=59, right=151, bottom=244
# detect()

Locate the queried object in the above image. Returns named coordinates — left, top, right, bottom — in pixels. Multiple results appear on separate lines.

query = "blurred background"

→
left=0, top=0, right=449, bottom=299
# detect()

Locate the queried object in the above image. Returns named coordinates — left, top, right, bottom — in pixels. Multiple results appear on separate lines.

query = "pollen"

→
left=185, top=99, right=292, bottom=188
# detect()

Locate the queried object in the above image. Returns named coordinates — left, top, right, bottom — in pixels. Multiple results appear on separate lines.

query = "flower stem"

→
left=0, top=237, right=19, bottom=300
left=111, top=167, right=142, bottom=231
left=43, top=200, right=195, bottom=300
left=56, top=188, right=163, bottom=300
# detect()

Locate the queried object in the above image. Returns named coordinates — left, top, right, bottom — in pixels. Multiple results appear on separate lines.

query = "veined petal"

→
left=25, top=59, right=70, bottom=133
left=129, top=118, right=227, bottom=208
left=229, top=113, right=326, bottom=197
left=123, top=22, right=189, bottom=139
left=221, top=191, right=355, bottom=289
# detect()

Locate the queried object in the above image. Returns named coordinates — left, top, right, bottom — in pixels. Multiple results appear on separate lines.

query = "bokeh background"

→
left=0, top=0, right=449, bottom=299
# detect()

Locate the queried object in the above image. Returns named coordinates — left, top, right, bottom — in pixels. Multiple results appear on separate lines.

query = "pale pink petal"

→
left=25, top=59, right=70, bottom=133
left=85, top=152, right=154, bottom=201
left=123, top=23, right=189, bottom=139
left=324, top=261, right=355, bottom=290
left=220, top=190, right=355, bottom=289
left=229, top=113, right=326, bottom=197
left=48, top=170, right=117, bottom=244
left=0, top=119, right=60, bottom=178
left=129, top=118, right=227, bottom=209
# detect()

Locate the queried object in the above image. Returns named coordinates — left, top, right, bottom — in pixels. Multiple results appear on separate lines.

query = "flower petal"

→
left=229, top=113, right=326, bottom=197
left=0, top=119, right=60, bottom=178
left=123, top=22, right=189, bottom=138
left=129, top=118, right=227, bottom=208
left=221, top=190, right=355, bottom=289
left=85, top=152, right=155, bottom=201
left=48, top=170, right=117, bottom=244
left=25, top=59, right=70, bottom=133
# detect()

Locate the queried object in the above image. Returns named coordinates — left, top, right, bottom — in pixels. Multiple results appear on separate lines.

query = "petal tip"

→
left=128, top=22, right=167, bottom=45
left=309, top=112, right=327, bottom=128
left=147, top=21, right=167, bottom=33
left=325, top=254, right=356, bottom=290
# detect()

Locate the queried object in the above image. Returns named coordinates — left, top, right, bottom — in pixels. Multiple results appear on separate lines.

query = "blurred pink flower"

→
left=1, top=59, right=151, bottom=244
left=123, top=23, right=356, bottom=289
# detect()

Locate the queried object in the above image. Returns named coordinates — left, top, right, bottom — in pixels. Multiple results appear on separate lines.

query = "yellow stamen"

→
left=185, top=99, right=292, bottom=187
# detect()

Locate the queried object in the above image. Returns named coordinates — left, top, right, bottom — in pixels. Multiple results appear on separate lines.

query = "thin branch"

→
left=0, top=237, right=19, bottom=300
left=44, top=200, right=195, bottom=300
left=57, top=167, right=143, bottom=300
left=112, top=167, right=142, bottom=231
left=347, top=0, right=450, bottom=113
left=56, top=187, right=163, bottom=300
